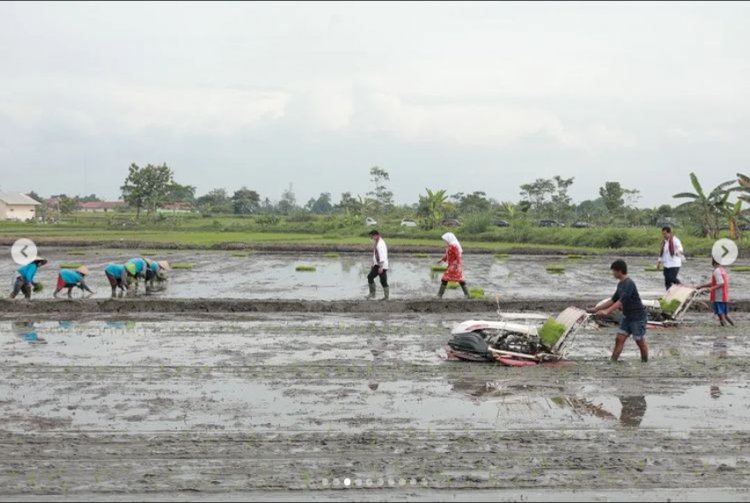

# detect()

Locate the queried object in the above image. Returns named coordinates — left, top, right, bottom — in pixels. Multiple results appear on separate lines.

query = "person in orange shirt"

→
left=697, top=258, right=734, bottom=327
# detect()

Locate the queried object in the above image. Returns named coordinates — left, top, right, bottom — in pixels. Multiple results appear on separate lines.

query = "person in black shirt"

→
left=590, top=259, right=648, bottom=362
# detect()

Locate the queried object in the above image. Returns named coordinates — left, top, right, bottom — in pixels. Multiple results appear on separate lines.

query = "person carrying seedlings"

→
left=53, top=266, right=95, bottom=299
left=144, top=259, right=171, bottom=290
left=366, top=229, right=389, bottom=300
left=437, top=232, right=470, bottom=298
left=10, top=257, right=48, bottom=300
left=104, top=263, right=132, bottom=298
left=657, top=226, right=685, bottom=290
left=590, top=259, right=649, bottom=363
left=697, top=258, right=734, bottom=327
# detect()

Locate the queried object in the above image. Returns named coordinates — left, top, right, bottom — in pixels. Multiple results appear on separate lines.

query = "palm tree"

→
left=417, top=188, right=448, bottom=230
left=673, top=172, right=735, bottom=238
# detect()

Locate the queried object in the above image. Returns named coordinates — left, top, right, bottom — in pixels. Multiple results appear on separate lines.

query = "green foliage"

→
left=417, top=189, right=449, bottom=230
left=232, top=187, right=261, bottom=215
left=367, top=166, right=394, bottom=214
left=673, top=172, right=737, bottom=238
left=432, top=265, right=448, bottom=272
left=120, top=163, right=175, bottom=218
left=659, top=298, right=682, bottom=317
left=462, top=213, right=492, bottom=234
left=295, top=265, right=317, bottom=272
left=33, top=282, right=44, bottom=293
left=539, top=318, right=566, bottom=349
left=468, top=288, right=485, bottom=299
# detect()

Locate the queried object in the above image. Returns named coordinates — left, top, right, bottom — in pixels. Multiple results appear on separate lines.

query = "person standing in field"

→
left=366, top=229, right=389, bottom=300
left=10, top=257, right=47, bottom=300
left=53, top=265, right=95, bottom=298
left=590, top=259, right=649, bottom=363
left=657, top=226, right=685, bottom=290
left=436, top=232, right=470, bottom=299
left=697, top=258, right=734, bottom=327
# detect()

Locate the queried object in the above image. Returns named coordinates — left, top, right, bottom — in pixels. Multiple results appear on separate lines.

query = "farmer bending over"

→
left=590, top=259, right=649, bottom=362
left=366, top=229, right=389, bottom=300
left=10, top=257, right=47, bottom=300
left=105, top=263, right=131, bottom=298
left=144, top=259, right=171, bottom=291
left=53, top=266, right=94, bottom=299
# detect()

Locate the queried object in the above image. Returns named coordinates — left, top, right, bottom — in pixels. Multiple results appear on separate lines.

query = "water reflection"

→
left=11, top=321, right=46, bottom=345
left=618, top=396, right=648, bottom=427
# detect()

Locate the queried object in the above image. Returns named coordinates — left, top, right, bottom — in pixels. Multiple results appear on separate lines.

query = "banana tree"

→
left=673, top=172, right=735, bottom=238
left=722, top=200, right=747, bottom=240
left=417, top=188, right=448, bottom=230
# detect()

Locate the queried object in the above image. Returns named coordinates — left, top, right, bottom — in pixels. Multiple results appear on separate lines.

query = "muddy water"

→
left=3, top=248, right=750, bottom=301
left=1, top=313, right=749, bottom=499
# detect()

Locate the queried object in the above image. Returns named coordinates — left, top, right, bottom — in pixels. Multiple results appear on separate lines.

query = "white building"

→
left=0, top=192, right=41, bottom=221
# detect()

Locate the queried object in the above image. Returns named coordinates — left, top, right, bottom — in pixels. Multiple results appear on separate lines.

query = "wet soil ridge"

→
left=1, top=298, right=744, bottom=316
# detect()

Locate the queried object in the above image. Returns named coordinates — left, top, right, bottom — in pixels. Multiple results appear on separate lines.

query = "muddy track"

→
left=2, top=298, right=746, bottom=318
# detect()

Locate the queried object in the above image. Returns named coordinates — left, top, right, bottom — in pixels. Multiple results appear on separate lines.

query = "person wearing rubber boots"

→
left=53, top=265, right=95, bottom=299
left=10, top=257, right=47, bottom=300
left=590, top=260, right=649, bottom=363
left=366, top=229, right=389, bottom=300
left=437, top=232, right=470, bottom=299
left=657, top=226, right=685, bottom=290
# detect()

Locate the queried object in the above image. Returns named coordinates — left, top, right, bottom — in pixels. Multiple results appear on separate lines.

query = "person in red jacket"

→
left=697, top=258, right=734, bottom=327
left=436, top=232, right=469, bottom=298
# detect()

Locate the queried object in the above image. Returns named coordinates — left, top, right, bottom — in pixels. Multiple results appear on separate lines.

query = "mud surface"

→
left=1, top=312, right=749, bottom=500
left=3, top=248, right=750, bottom=302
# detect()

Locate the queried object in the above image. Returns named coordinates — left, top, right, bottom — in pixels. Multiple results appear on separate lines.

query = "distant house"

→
left=0, top=192, right=41, bottom=221
left=158, top=202, right=194, bottom=214
left=77, top=201, right=127, bottom=213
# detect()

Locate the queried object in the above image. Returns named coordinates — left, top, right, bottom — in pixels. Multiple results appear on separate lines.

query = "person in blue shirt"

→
left=53, top=265, right=94, bottom=299
left=104, top=263, right=133, bottom=298
left=10, top=257, right=48, bottom=300
left=144, top=259, right=171, bottom=290
left=126, top=258, right=148, bottom=291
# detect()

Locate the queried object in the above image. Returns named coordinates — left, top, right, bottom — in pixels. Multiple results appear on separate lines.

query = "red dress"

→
left=441, top=244, right=464, bottom=282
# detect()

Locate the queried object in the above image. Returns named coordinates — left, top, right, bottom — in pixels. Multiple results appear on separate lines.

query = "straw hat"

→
left=34, top=256, right=48, bottom=265
left=76, top=265, right=90, bottom=276
left=157, top=260, right=171, bottom=271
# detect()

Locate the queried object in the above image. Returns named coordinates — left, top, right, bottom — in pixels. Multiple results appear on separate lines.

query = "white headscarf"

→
left=442, top=232, right=462, bottom=254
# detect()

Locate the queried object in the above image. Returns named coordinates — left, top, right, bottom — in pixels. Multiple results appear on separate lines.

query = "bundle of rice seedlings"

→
left=432, top=265, right=448, bottom=272
left=32, top=282, right=44, bottom=293
left=60, top=263, right=82, bottom=269
left=730, top=265, right=750, bottom=272
left=414, top=253, right=430, bottom=258
left=324, top=252, right=340, bottom=258
left=446, top=282, right=459, bottom=289
left=539, top=318, right=566, bottom=349
left=644, top=266, right=661, bottom=272
left=494, top=253, right=510, bottom=260
left=171, top=263, right=193, bottom=270
left=468, top=288, right=485, bottom=299
left=567, top=254, right=584, bottom=259
left=296, top=265, right=317, bottom=272
left=659, top=298, right=682, bottom=317
left=545, top=265, right=566, bottom=274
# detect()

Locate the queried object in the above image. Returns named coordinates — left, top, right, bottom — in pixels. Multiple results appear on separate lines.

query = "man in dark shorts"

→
left=590, top=259, right=649, bottom=362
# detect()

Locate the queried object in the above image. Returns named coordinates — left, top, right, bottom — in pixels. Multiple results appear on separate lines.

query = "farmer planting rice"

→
left=658, top=226, right=685, bottom=290
left=437, top=232, right=470, bottom=299
left=9, top=257, right=47, bottom=300
left=104, top=263, right=132, bottom=298
left=144, top=259, right=171, bottom=291
left=590, top=259, right=649, bottom=363
left=697, top=258, right=735, bottom=327
left=366, top=229, right=389, bottom=300
left=53, top=265, right=94, bottom=298
left=126, top=257, right=148, bottom=290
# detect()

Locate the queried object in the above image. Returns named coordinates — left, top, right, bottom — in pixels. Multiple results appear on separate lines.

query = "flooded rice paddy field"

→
left=3, top=248, right=749, bottom=301
left=1, top=311, right=749, bottom=500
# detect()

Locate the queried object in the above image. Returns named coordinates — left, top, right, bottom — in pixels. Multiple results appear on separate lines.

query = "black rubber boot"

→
left=366, top=283, right=376, bottom=300
left=437, top=283, right=447, bottom=298
left=460, top=283, right=470, bottom=299
left=380, top=287, right=389, bottom=301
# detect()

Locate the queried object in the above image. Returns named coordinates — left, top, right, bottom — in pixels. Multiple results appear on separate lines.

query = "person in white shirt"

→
left=366, top=229, right=389, bottom=300
left=657, top=226, right=685, bottom=290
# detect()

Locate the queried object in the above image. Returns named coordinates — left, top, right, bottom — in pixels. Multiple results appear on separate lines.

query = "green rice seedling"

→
left=730, top=265, right=750, bottom=272
left=296, top=265, right=317, bottom=272
left=468, top=288, right=485, bottom=299
left=324, top=252, right=340, bottom=258
left=446, top=282, right=459, bottom=289
left=545, top=265, right=566, bottom=274
left=432, top=265, right=448, bottom=272
left=171, top=263, right=194, bottom=270
left=33, top=282, right=44, bottom=293
left=539, top=318, right=566, bottom=349
left=659, top=298, right=682, bottom=317
left=59, top=263, right=82, bottom=269
left=644, top=266, right=661, bottom=272
left=567, top=254, right=584, bottom=259
left=414, top=253, right=430, bottom=258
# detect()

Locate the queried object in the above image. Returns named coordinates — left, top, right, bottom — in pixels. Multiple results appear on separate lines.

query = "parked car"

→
left=492, top=219, right=510, bottom=228
left=441, top=218, right=461, bottom=227
left=740, top=224, right=750, bottom=232
left=538, top=219, right=564, bottom=228
left=400, top=219, right=418, bottom=227
left=571, top=221, right=592, bottom=228
left=365, top=217, right=377, bottom=226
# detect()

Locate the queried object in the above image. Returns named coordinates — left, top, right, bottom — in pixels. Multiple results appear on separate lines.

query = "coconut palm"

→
left=673, top=172, right=735, bottom=238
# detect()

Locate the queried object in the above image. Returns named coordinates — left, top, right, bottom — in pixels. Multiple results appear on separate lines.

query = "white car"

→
left=400, top=219, right=418, bottom=227
left=365, top=217, right=377, bottom=226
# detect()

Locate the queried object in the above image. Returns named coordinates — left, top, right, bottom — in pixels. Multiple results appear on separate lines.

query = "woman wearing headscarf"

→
left=436, top=232, right=469, bottom=298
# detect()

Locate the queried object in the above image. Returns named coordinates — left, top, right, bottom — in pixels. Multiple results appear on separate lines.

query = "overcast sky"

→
left=1, top=1, right=748, bottom=206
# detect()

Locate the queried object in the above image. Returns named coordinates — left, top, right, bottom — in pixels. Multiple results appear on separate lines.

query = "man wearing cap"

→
left=105, top=262, right=133, bottom=298
left=144, top=259, right=171, bottom=291
left=366, top=229, right=389, bottom=300
left=53, top=266, right=95, bottom=299
left=10, top=257, right=48, bottom=300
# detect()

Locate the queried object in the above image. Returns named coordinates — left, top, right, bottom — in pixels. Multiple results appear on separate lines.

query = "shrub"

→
left=462, top=213, right=492, bottom=234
